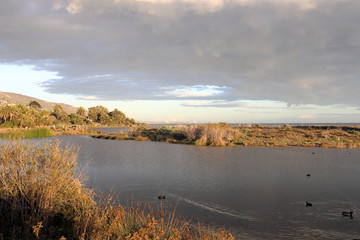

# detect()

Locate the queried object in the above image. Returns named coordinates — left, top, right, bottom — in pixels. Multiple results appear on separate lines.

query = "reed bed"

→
left=0, top=140, right=235, bottom=239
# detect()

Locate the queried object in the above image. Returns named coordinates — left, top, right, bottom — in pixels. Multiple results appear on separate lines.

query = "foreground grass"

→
left=0, top=140, right=234, bottom=239
left=92, top=124, right=360, bottom=148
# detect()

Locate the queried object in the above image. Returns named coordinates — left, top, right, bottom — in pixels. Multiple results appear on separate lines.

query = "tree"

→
left=87, top=107, right=98, bottom=122
left=53, top=104, right=68, bottom=121
left=110, top=109, right=126, bottom=124
left=0, top=105, right=19, bottom=123
left=87, top=106, right=109, bottom=123
left=69, top=113, right=84, bottom=125
left=29, top=101, right=42, bottom=110
left=76, top=107, right=86, bottom=118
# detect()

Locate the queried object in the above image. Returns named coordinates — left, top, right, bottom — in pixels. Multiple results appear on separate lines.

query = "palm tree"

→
left=0, top=105, right=19, bottom=123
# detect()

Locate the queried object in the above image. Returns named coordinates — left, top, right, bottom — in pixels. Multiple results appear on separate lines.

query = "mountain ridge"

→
left=0, top=91, right=78, bottom=113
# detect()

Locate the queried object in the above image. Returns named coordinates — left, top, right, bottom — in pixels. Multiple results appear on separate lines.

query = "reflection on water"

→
left=27, top=135, right=360, bottom=239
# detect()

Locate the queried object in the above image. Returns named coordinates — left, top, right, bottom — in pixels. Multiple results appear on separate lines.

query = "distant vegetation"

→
left=93, top=123, right=360, bottom=148
left=0, top=102, right=138, bottom=128
left=0, top=140, right=235, bottom=239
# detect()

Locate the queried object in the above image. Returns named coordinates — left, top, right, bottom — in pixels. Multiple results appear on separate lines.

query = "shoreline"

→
left=2, top=124, right=360, bottom=149
left=91, top=124, right=360, bottom=149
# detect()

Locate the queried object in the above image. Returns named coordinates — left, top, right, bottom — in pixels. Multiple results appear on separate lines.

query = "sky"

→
left=1, top=0, right=360, bottom=123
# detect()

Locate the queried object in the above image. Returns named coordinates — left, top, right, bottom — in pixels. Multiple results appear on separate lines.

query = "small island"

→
left=92, top=123, right=360, bottom=148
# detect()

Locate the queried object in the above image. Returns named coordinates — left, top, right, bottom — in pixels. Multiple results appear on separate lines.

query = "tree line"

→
left=0, top=101, right=136, bottom=128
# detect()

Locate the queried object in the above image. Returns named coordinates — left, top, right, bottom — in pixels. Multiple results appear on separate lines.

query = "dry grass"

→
left=232, top=126, right=360, bottom=148
left=0, top=140, right=235, bottom=239
left=0, top=140, right=94, bottom=239
left=181, top=124, right=236, bottom=146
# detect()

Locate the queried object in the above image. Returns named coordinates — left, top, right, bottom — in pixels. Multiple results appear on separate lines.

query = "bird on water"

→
left=306, top=201, right=312, bottom=207
left=342, top=211, right=353, bottom=218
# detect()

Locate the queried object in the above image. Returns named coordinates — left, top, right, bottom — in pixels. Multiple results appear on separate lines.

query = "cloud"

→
left=1, top=0, right=360, bottom=107
left=299, top=114, right=314, bottom=119
left=78, top=95, right=99, bottom=100
left=182, top=101, right=243, bottom=108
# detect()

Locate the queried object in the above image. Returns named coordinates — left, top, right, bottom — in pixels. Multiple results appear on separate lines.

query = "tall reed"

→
left=0, top=140, right=93, bottom=239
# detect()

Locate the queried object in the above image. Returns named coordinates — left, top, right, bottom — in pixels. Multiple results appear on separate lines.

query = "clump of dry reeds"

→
left=0, top=140, right=235, bottom=239
left=0, top=140, right=94, bottom=239
left=180, top=123, right=236, bottom=146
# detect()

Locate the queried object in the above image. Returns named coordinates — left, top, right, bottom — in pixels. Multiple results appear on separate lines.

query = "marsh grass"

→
left=0, top=127, right=54, bottom=139
left=0, top=140, right=234, bottom=239
left=0, top=140, right=93, bottom=239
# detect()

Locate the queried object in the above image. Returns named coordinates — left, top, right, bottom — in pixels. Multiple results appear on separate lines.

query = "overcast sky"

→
left=1, top=0, right=360, bottom=123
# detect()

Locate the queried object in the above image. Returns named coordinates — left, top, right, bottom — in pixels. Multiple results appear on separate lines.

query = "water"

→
left=26, top=135, right=360, bottom=239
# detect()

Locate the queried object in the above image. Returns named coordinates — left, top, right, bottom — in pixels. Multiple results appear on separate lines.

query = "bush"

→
left=25, top=127, right=54, bottom=138
left=0, top=121, right=14, bottom=128
left=182, top=124, right=236, bottom=146
left=134, top=135, right=150, bottom=141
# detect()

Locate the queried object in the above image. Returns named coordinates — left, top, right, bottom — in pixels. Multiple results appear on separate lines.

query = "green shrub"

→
left=25, top=127, right=54, bottom=138
left=0, top=121, right=14, bottom=128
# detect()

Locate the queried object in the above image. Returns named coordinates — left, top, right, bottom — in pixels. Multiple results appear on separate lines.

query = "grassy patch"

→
left=0, top=127, right=54, bottom=139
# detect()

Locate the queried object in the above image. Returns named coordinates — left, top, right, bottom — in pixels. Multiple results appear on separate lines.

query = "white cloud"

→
left=182, top=101, right=242, bottom=108
left=78, top=95, right=99, bottom=100
left=299, top=114, right=314, bottom=119
left=160, top=85, right=227, bottom=98
left=65, top=0, right=82, bottom=14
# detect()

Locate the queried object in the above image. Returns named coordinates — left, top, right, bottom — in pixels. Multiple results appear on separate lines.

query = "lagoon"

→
left=31, top=134, right=360, bottom=239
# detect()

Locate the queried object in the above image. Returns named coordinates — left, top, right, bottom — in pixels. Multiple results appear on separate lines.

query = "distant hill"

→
left=0, top=92, right=78, bottom=114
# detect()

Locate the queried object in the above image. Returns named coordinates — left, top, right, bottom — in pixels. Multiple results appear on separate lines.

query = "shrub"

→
left=25, top=127, right=54, bottom=138
left=0, top=121, right=14, bottom=128
left=134, top=135, right=150, bottom=141
left=284, top=124, right=292, bottom=130
left=195, top=136, right=208, bottom=146
left=181, top=124, right=236, bottom=146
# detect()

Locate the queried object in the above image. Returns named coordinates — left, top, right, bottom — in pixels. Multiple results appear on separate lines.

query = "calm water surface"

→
left=33, top=135, right=360, bottom=239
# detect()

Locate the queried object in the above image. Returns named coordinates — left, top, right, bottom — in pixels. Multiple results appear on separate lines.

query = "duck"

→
left=158, top=196, right=166, bottom=200
left=306, top=201, right=312, bottom=207
left=342, top=211, right=353, bottom=217
left=306, top=174, right=311, bottom=177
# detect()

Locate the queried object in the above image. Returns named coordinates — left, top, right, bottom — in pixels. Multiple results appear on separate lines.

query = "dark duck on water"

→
left=342, top=211, right=353, bottom=218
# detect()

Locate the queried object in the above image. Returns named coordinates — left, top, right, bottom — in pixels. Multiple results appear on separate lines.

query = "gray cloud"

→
left=1, top=0, right=360, bottom=107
